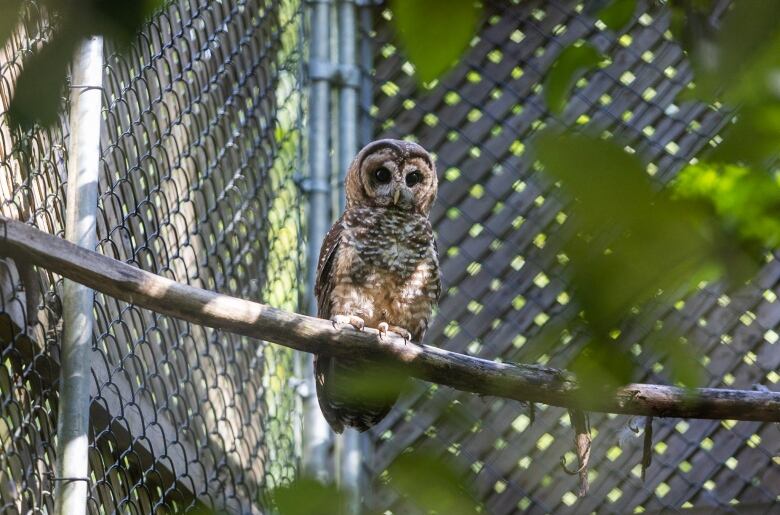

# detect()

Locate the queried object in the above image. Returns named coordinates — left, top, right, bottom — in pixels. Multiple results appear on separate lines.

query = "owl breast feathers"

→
left=314, top=139, right=441, bottom=433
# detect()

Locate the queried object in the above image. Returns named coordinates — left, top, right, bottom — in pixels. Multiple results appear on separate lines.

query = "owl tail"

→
left=314, top=355, right=403, bottom=434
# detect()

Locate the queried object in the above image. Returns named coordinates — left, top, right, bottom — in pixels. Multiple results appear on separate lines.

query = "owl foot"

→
left=331, top=314, right=365, bottom=331
left=377, top=322, right=412, bottom=344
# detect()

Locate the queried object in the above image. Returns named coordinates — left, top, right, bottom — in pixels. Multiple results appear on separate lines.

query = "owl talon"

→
left=376, top=322, right=412, bottom=344
left=377, top=321, right=389, bottom=340
left=331, top=314, right=365, bottom=332
left=391, top=326, right=412, bottom=344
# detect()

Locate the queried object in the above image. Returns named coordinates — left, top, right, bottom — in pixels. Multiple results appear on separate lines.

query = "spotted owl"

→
left=314, top=139, right=441, bottom=433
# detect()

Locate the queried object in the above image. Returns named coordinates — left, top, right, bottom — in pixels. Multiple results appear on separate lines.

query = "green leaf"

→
left=391, top=0, right=481, bottom=83
left=0, top=0, right=23, bottom=48
left=8, top=33, right=74, bottom=131
left=674, top=163, right=780, bottom=249
left=535, top=130, right=722, bottom=316
left=272, top=478, right=347, bottom=515
left=570, top=342, right=634, bottom=394
left=534, top=129, right=764, bottom=388
left=708, top=105, right=780, bottom=167
left=662, top=339, right=705, bottom=389
left=6, top=0, right=166, bottom=131
left=596, top=0, right=637, bottom=32
left=388, top=450, right=478, bottom=515
left=534, top=129, right=760, bottom=315
left=544, top=43, right=602, bottom=115
left=679, top=0, right=780, bottom=104
left=326, top=361, right=408, bottom=407
left=82, top=0, right=167, bottom=47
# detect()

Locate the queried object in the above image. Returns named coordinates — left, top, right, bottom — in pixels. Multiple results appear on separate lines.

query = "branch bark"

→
left=2, top=215, right=780, bottom=421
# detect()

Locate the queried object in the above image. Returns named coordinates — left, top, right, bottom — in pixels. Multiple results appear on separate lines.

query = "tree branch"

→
left=2, top=215, right=779, bottom=421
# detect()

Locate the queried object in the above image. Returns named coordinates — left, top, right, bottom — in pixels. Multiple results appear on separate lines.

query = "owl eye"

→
left=374, top=167, right=391, bottom=183
left=405, top=170, right=423, bottom=187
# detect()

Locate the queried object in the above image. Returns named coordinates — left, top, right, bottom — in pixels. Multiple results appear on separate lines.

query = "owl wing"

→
left=314, top=217, right=344, bottom=318
left=412, top=235, right=442, bottom=344
left=431, top=236, right=442, bottom=304
left=313, top=218, right=350, bottom=432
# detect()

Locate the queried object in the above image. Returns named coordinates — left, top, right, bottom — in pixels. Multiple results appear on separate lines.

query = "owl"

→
left=314, top=139, right=441, bottom=433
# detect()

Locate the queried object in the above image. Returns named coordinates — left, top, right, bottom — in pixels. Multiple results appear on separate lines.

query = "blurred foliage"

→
left=672, top=0, right=780, bottom=105
left=272, top=477, right=349, bottom=515
left=328, top=360, right=410, bottom=407
left=544, top=43, right=604, bottom=115
left=533, top=0, right=778, bottom=392
left=587, top=0, right=637, bottom=32
left=533, top=130, right=753, bottom=391
left=0, top=0, right=25, bottom=56
left=390, top=0, right=481, bottom=84
left=707, top=105, right=780, bottom=167
left=674, top=164, right=780, bottom=249
left=387, top=450, right=480, bottom=515
left=271, top=450, right=478, bottom=515
left=3, top=0, right=164, bottom=131
left=531, top=0, right=780, bottom=385
left=667, top=0, right=780, bottom=265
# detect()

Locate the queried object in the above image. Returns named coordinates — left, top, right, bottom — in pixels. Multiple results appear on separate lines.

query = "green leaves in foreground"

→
left=272, top=478, right=349, bottom=515
left=544, top=43, right=603, bottom=115
left=0, top=0, right=24, bottom=47
left=272, top=450, right=477, bottom=514
left=537, top=131, right=720, bottom=329
left=708, top=105, right=780, bottom=168
left=590, top=0, right=637, bottom=32
left=673, top=0, right=780, bottom=105
left=674, top=164, right=780, bottom=250
left=390, top=0, right=482, bottom=83
left=3, top=0, right=165, bottom=131
left=535, top=130, right=764, bottom=391
left=544, top=0, right=637, bottom=115
left=8, top=32, right=73, bottom=130
left=388, top=450, right=479, bottom=515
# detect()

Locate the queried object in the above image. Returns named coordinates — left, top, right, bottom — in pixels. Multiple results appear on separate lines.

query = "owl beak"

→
left=393, top=189, right=401, bottom=205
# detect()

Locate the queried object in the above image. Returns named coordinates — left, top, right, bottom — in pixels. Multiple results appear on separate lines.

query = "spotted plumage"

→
left=315, top=139, right=440, bottom=433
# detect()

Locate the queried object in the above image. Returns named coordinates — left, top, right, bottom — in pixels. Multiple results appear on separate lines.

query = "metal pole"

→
left=303, top=0, right=334, bottom=482
left=339, top=430, right=363, bottom=511
left=357, top=1, right=375, bottom=147
left=53, top=35, right=103, bottom=515
left=335, top=0, right=363, bottom=512
left=336, top=0, right=358, bottom=214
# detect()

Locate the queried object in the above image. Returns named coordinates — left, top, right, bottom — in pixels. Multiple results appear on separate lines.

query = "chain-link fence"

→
left=1, top=0, right=305, bottom=512
left=3, top=0, right=780, bottom=513
left=364, top=0, right=780, bottom=513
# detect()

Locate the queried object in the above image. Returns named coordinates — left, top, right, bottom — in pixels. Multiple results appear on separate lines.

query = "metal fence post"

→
left=303, top=0, right=335, bottom=482
left=53, top=35, right=104, bottom=515
left=357, top=1, right=375, bottom=147
left=335, top=0, right=364, bottom=511
left=336, top=0, right=359, bottom=214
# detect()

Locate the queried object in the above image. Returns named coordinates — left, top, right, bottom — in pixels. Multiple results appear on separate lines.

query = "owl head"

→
left=345, top=139, right=437, bottom=215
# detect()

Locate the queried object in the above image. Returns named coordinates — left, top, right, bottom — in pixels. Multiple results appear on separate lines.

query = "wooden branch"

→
left=2, top=215, right=780, bottom=421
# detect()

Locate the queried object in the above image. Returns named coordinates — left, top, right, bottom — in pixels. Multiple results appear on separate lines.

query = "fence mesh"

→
left=363, top=0, right=780, bottom=513
left=1, top=0, right=305, bottom=513
left=3, top=0, right=780, bottom=513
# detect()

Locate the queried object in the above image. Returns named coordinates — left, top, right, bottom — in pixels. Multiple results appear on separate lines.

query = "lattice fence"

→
left=364, top=0, right=780, bottom=513
left=0, top=0, right=305, bottom=513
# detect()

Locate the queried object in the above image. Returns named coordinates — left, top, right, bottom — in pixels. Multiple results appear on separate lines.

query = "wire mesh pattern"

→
left=1, top=4, right=69, bottom=513
left=363, top=0, right=780, bottom=513
left=1, top=0, right=305, bottom=513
